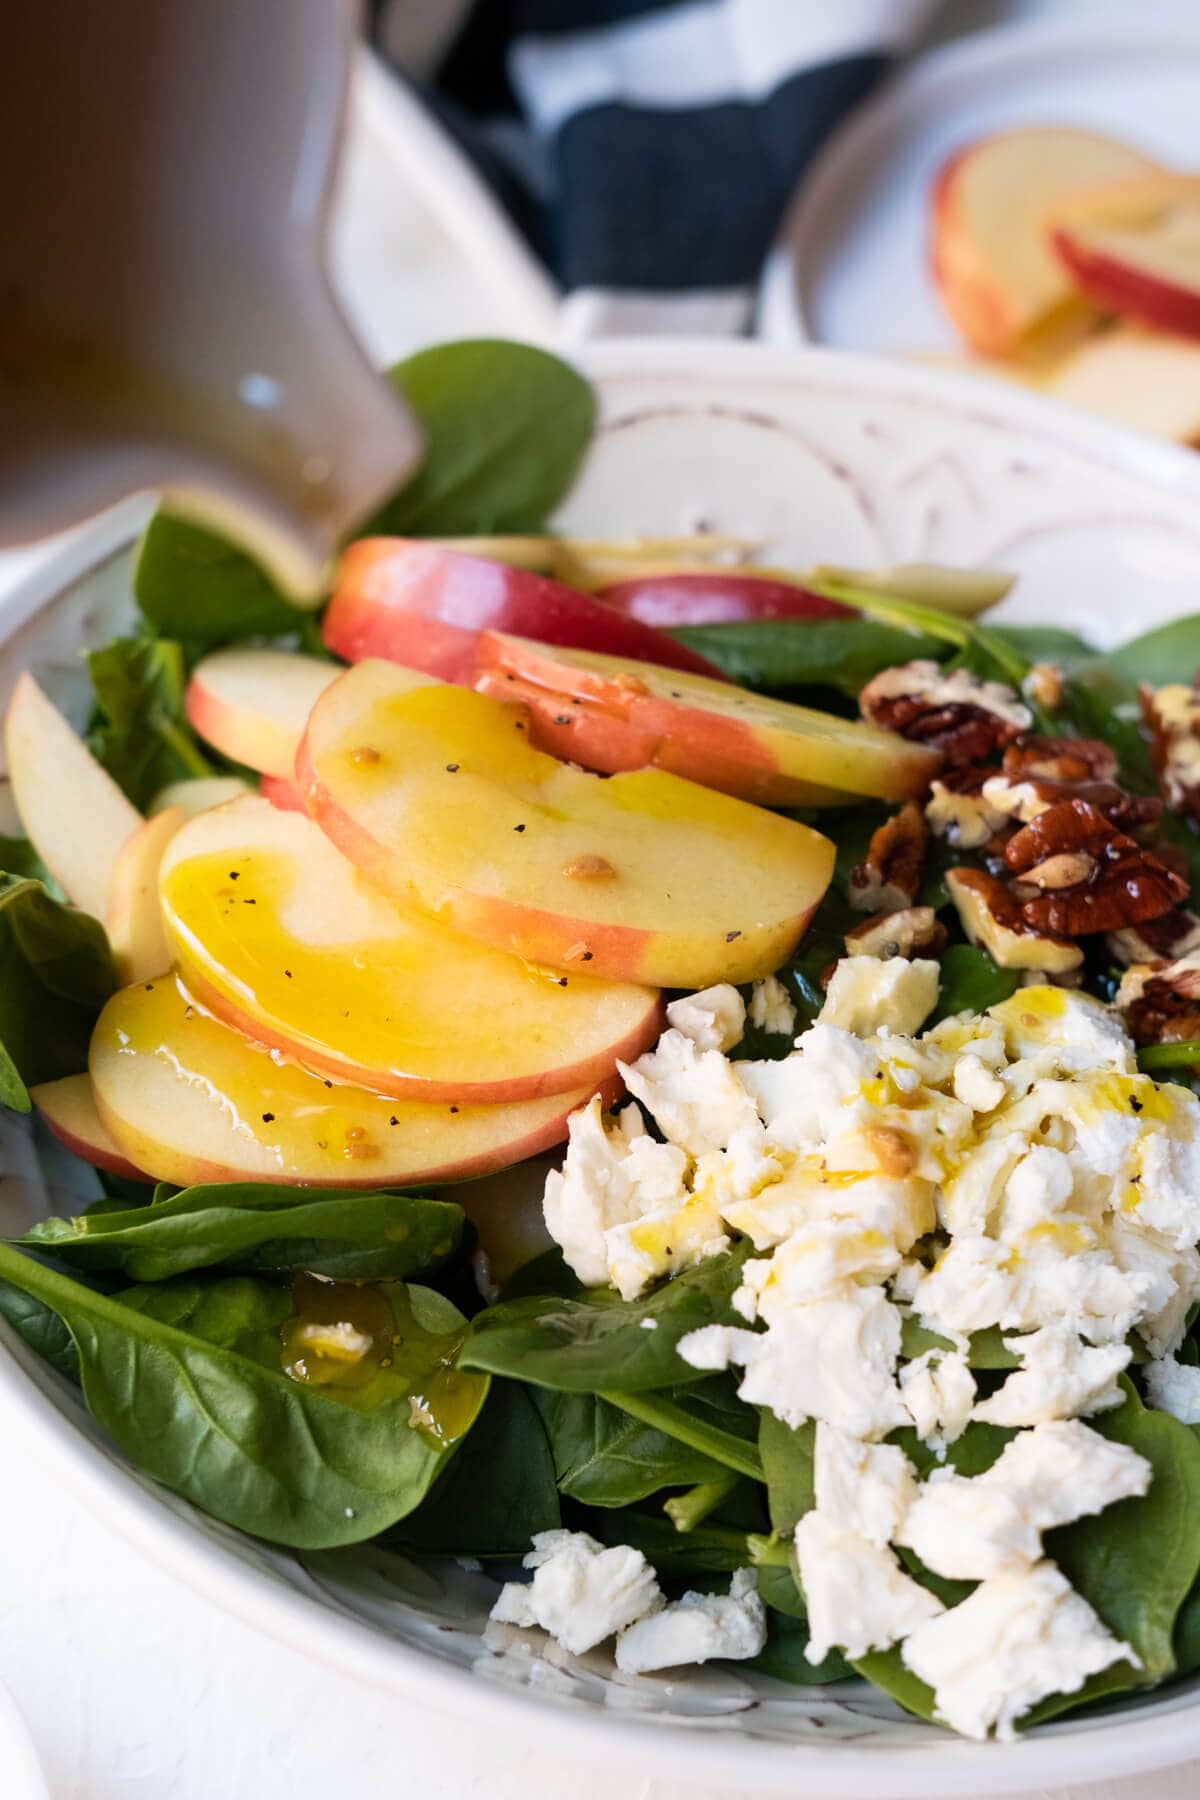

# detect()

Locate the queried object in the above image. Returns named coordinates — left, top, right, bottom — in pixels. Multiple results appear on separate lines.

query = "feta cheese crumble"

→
left=665, top=983, right=746, bottom=1053
left=794, top=1512, right=943, bottom=1662
left=489, top=1530, right=662, bottom=1654
left=748, top=973, right=797, bottom=1037
left=813, top=1423, right=916, bottom=1546
left=614, top=1568, right=766, bottom=1674
left=1144, top=1354, right=1200, bottom=1423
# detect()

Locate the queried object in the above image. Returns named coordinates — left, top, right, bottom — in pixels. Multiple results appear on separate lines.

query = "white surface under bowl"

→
left=6, top=342, right=1200, bottom=1797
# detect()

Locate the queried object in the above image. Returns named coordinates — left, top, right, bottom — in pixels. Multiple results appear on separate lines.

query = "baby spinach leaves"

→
left=460, top=1243, right=752, bottom=1393
left=85, top=637, right=214, bottom=808
left=394, top=1380, right=560, bottom=1557
left=670, top=620, right=945, bottom=697
left=18, top=1182, right=465, bottom=1284
left=532, top=1388, right=729, bottom=1506
left=0, top=877, right=116, bottom=1111
left=134, top=514, right=309, bottom=648
left=929, top=945, right=1020, bottom=1025
left=0, top=1248, right=488, bottom=1547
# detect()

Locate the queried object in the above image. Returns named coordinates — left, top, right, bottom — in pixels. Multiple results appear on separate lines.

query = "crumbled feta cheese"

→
left=900, top=1561, right=1137, bottom=1740
left=899, top=1468, right=1042, bottom=1580
left=489, top=1530, right=662, bottom=1654
left=1106, top=1218, right=1200, bottom=1356
left=794, top=1512, right=943, bottom=1663
left=542, top=1096, right=693, bottom=1292
left=735, top=1219, right=904, bottom=1317
left=819, top=956, right=940, bottom=1038
left=619, top=1029, right=759, bottom=1156
left=1144, top=1354, right=1200, bottom=1423
left=615, top=1568, right=766, bottom=1674
left=953, top=1053, right=1007, bottom=1113
left=912, top=1231, right=1151, bottom=1348
left=737, top=1024, right=877, bottom=1151
left=665, top=984, right=746, bottom=1053
left=748, top=973, right=797, bottom=1037
left=899, top=1349, right=975, bottom=1448
left=972, top=1324, right=1130, bottom=1426
left=989, top=988, right=1136, bottom=1078
left=680, top=1285, right=910, bottom=1438
left=813, top=1423, right=916, bottom=1546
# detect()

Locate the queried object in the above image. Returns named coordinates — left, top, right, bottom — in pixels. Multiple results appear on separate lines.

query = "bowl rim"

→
left=6, top=338, right=1200, bottom=1793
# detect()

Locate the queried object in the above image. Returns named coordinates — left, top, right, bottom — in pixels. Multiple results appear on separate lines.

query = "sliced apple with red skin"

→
left=32, top=1073, right=151, bottom=1183
left=91, top=974, right=607, bottom=1189
left=474, top=633, right=939, bottom=807
left=106, top=804, right=186, bottom=983
left=1050, top=175, right=1200, bottom=340
left=931, top=127, right=1161, bottom=356
left=259, top=773, right=306, bottom=812
left=298, top=660, right=835, bottom=988
left=4, top=672, right=141, bottom=920
left=1041, top=325, right=1200, bottom=443
left=323, top=538, right=725, bottom=683
left=597, top=572, right=851, bottom=628
left=158, top=795, right=662, bottom=1102
left=185, top=649, right=338, bottom=778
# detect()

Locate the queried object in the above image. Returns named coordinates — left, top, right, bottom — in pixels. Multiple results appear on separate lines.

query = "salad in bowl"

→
left=6, top=340, right=1200, bottom=1753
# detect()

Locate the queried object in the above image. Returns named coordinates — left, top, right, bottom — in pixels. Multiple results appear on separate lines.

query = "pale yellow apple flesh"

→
left=150, top=776, right=251, bottom=818
left=158, top=795, right=662, bottom=1101
left=31, top=1072, right=150, bottom=1182
left=1050, top=174, right=1200, bottom=340
left=184, top=649, right=339, bottom=778
left=297, top=660, right=835, bottom=988
left=3, top=672, right=141, bottom=919
left=91, top=974, right=610, bottom=1188
left=106, top=805, right=187, bottom=983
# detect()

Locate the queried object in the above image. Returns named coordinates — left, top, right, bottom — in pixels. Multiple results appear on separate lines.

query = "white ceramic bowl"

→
left=6, top=342, right=1200, bottom=1797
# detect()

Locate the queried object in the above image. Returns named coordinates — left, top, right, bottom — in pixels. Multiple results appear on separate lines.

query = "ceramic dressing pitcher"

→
left=0, top=0, right=420, bottom=598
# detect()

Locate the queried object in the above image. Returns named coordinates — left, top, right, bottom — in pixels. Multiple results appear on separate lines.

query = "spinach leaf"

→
left=460, top=1242, right=752, bottom=1393
left=0, top=837, right=57, bottom=888
left=750, top=1601, right=853, bottom=1685
left=669, top=620, right=945, bottom=696
left=532, top=1387, right=728, bottom=1506
left=0, top=1248, right=488, bottom=1547
left=929, top=944, right=1019, bottom=1025
left=368, top=340, right=596, bottom=537
left=18, top=1182, right=465, bottom=1284
left=758, top=1412, right=815, bottom=1533
left=597, top=1381, right=764, bottom=1483
left=1085, top=615, right=1200, bottom=692
left=134, top=514, right=308, bottom=648
left=588, top=1508, right=762, bottom=1579
left=86, top=637, right=213, bottom=808
left=393, top=1379, right=559, bottom=1556
left=0, top=877, right=116, bottom=1111
left=0, top=1280, right=80, bottom=1381
left=989, top=625, right=1092, bottom=669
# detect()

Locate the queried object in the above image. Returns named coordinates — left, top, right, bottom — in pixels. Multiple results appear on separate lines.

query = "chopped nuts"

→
left=848, top=803, right=928, bottom=914
left=844, top=906, right=947, bottom=961
left=926, top=770, right=1009, bottom=850
left=859, top=660, right=1030, bottom=765
left=1115, top=952, right=1200, bottom=1049
left=1020, top=851, right=1099, bottom=890
left=1107, top=908, right=1200, bottom=969
left=1022, top=663, right=1064, bottom=711
left=1001, top=736, right=1118, bottom=784
left=1002, top=798, right=1188, bottom=936
left=1141, top=682, right=1200, bottom=820
left=562, top=854, right=617, bottom=880
left=945, top=868, right=1083, bottom=973
left=865, top=1125, right=915, bottom=1178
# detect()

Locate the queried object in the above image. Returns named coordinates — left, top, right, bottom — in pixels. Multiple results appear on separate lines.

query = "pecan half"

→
left=1115, top=952, right=1200, bottom=1047
left=844, top=905, right=948, bottom=961
left=848, top=803, right=928, bottom=914
left=859, top=660, right=1030, bottom=766
left=981, top=771, right=1161, bottom=836
left=1141, top=683, right=1200, bottom=820
left=1107, top=908, right=1200, bottom=969
left=1002, top=799, right=1188, bottom=936
left=945, top=868, right=1083, bottom=974
left=1001, top=736, right=1118, bottom=784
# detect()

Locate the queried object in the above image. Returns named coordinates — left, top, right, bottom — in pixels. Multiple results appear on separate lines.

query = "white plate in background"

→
left=0, top=1679, right=48, bottom=1800
left=759, top=11, right=1200, bottom=354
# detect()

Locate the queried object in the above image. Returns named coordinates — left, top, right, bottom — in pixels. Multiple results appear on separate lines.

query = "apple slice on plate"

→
left=32, top=1073, right=150, bottom=1182
left=298, top=660, right=835, bottom=989
left=1040, top=326, right=1200, bottom=444
left=158, top=795, right=662, bottom=1102
left=4, top=672, right=141, bottom=920
left=106, top=805, right=187, bottom=983
left=91, top=974, right=605, bottom=1188
left=322, top=538, right=724, bottom=682
left=595, top=571, right=850, bottom=628
left=474, top=633, right=939, bottom=806
left=185, top=648, right=339, bottom=777
left=150, top=775, right=251, bottom=817
left=259, top=773, right=306, bottom=812
left=931, top=126, right=1162, bottom=356
left=1050, top=175, right=1200, bottom=340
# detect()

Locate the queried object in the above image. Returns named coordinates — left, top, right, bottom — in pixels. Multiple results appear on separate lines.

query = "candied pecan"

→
left=1003, top=798, right=1188, bottom=936
left=848, top=803, right=928, bottom=914
left=1115, top=953, right=1200, bottom=1047
left=945, top=868, right=1083, bottom=974
left=1001, top=736, right=1118, bottom=784
left=1141, top=682, right=1200, bottom=820
left=981, top=771, right=1161, bottom=836
left=926, top=768, right=1010, bottom=851
left=859, top=660, right=1030, bottom=766
left=1107, top=908, right=1200, bottom=969
left=844, top=905, right=948, bottom=961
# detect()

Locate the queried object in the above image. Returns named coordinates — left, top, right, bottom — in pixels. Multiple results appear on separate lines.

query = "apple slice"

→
left=298, top=660, right=835, bottom=988
left=150, top=776, right=251, bottom=817
left=185, top=649, right=339, bottom=778
left=1041, top=326, right=1200, bottom=443
left=259, top=773, right=306, bottom=812
left=106, top=805, right=186, bottom=983
left=931, top=127, right=1161, bottom=356
left=474, top=633, right=939, bottom=806
left=322, top=538, right=724, bottom=683
left=595, top=572, right=850, bottom=628
left=1050, top=175, right=1200, bottom=340
left=3, top=672, right=141, bottom=919
left=158, top=795, right=662, bottom=1102
left=32, top=1073, right=150, bottom=1182
left=91, top=974, right=605, bottom=1188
